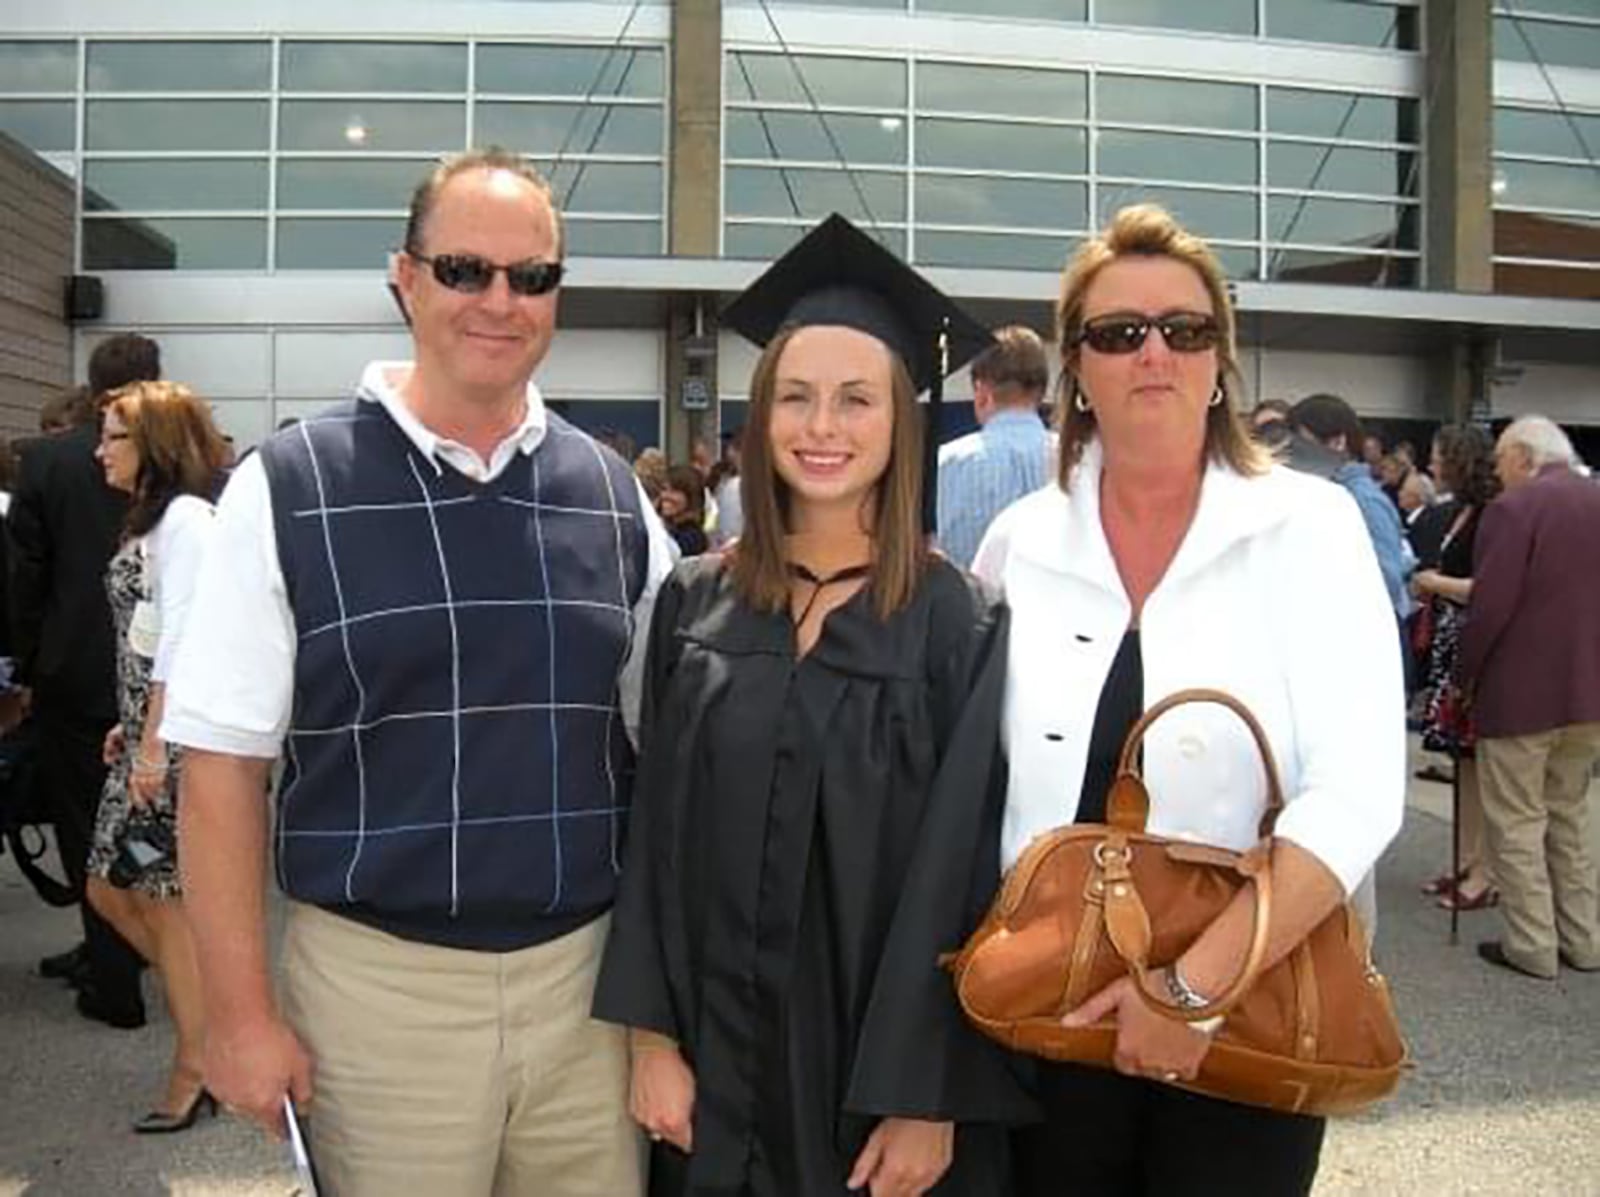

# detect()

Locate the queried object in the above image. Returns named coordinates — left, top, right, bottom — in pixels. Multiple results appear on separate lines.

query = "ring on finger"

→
left=1161, top=1070, right=1180, bottom=1083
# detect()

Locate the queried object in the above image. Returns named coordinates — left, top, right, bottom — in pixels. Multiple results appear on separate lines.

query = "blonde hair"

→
left=1053, top=203, right=1269, bottom=486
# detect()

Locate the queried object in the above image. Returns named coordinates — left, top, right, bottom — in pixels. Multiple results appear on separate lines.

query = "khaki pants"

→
left=281, top=904, right=643, bottom=1197
left=1477, top=724, right=1600, bottom=977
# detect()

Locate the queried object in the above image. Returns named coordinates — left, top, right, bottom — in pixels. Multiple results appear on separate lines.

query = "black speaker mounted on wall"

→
left=63, top=274, right=104, bottom=323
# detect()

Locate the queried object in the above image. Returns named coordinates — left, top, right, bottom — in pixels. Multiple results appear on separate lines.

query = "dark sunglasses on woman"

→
left=408, top=251, right=565, bottom=297
left=1075, top=312, right=1220, bottom=355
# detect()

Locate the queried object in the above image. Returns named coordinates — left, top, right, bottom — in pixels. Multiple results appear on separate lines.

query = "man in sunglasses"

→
left=163, top=149, right=673, bottom=1197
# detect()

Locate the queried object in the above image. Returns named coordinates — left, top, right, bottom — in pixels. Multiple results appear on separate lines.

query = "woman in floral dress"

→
left=85, top=381, right=228, bottom=1132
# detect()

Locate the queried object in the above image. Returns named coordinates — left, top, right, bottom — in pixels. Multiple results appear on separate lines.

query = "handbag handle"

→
left=1100, top=688, right=1285, bottom=1022
left=1112, top=687, right=1287, bottom=839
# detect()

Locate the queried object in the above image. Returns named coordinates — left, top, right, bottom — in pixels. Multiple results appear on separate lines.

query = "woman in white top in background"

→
left=85, top=381, right=228, bottom=1133
left=973, top=205, right=1404, bottom=1197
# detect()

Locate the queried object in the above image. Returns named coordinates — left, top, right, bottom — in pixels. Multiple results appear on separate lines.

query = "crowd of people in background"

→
left=0, top=147, right=1596, bottom=1197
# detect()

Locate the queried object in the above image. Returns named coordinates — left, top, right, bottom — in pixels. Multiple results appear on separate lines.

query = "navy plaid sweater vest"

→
left=258, top=398, right=649, bottom=950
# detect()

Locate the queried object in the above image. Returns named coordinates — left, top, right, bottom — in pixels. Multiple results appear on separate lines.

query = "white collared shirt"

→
left=161, top=362, right=676, bottom=760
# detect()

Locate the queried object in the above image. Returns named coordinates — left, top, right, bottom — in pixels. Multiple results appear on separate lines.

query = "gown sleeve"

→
left=592, top=568, right=689, bottom=1039
left=843, top=576, right=1035, bottom=1125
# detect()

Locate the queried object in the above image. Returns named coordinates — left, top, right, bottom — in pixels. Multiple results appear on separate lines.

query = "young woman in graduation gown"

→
left=593, top=228, right=1032, bottom=1197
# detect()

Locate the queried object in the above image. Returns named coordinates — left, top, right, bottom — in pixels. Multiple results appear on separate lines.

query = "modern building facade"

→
left=1, top=0, right=1595, bottom=455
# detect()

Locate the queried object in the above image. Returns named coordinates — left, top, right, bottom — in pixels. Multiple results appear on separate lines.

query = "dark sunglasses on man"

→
left=407, top=251, right=565, bottom=297
left=1074, top=312, right=1220, bottom=355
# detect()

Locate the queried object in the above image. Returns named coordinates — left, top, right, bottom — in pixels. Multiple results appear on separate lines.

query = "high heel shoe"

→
left=133, top=1088, right=218, bottom=1134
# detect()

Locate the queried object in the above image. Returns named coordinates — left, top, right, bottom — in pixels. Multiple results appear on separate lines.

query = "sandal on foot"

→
left=1438, top=884, right=1499, bottom=912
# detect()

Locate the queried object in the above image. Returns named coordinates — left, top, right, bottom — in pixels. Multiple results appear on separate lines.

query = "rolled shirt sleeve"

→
left=149, top=496, right=215, bottom=684
left=160, top=455, right=296, bottom=760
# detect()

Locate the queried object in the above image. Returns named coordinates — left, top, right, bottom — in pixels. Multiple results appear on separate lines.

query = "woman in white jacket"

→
left=973, top=205, right=1404, bottom=1197
left=86, top=381, right=228, bottom=1133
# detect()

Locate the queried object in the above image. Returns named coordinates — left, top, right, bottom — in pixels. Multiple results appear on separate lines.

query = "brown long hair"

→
left=1054, top=204, right=1268, bottom=486
left=730, top=326, right=926, bottom=620
left=102, top=381, right=229, bottom=538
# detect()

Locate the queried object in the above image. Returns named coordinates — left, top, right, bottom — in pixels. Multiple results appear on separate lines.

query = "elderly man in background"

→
left=936, top=324, right=1054, bottom=568
left=1461, top=416, right=1600, bottom=980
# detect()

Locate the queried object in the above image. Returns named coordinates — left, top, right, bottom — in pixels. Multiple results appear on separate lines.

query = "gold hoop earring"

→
left=1073, top=387, right=1091, bottom=414
left=1209, top=383, right=1225, bottom=408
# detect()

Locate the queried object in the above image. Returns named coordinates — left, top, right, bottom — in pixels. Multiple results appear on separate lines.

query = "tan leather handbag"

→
left=945, top=688, right=1407, bottom=1117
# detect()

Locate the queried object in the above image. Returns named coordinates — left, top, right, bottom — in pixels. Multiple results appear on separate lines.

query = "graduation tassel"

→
left=923, top=318, right=949, bottom=537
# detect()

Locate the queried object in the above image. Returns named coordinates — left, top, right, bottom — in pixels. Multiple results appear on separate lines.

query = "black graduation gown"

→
left=594, top=554, right=1034, bottom=1196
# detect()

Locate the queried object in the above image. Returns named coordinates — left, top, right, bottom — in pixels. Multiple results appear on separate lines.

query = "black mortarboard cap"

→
left=720, top=213, right=993, bottom=531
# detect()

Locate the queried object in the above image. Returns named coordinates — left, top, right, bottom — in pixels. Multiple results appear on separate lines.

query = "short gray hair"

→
left=1401, top=469, right=1436, bottom=504
left=1502, top=415, right=1580, bottom=472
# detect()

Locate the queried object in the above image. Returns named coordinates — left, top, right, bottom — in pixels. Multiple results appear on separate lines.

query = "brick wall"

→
left=0, top=132, right=73, bottom=442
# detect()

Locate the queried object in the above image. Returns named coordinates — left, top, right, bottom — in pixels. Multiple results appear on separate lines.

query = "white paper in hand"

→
left=284, top=1095, right=321, bottom=1196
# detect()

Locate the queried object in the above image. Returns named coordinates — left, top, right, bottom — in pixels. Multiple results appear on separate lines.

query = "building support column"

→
left=1423, top=0, right=1494, bottom=423
left=664, top=0, right=722, bottom=463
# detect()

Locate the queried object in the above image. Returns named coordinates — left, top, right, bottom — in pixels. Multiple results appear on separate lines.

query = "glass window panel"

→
left=1098, top=76, right=1256, bottom=132
left=1098, top=131, right=1257, bottom=186
left=1495, top=212, right=1600, bottom=264
left=0, top=42, right=77, bottom=92
left=279, top=100, right=464, bottom=152
left=277, top=217, right=403, bottom=269
left=916, top=63, right=1086, bottom=121
left=281, top=42, right=466, bottom=93
left=1269, top=144, right=1417, bottom=196
left=726, top=166, right=907, bottom=223
left=1095, top=0, right=1256, bottom=36
left=918, top=0, right=1085, bottom=17
left=84, top=159, right=268, bottom=213
left=1265, top=0, right=1410, bottom=49
left=916, top=118, right=1085, bottom=173
left=87, top=41, right=270, bottom=91
left=564, top=218, right=664, bottom=256
left=1495, top=107, right=1600, bottom=161
left=727, top=109, right=904, bottom=165
left=1268, top=247, right=1416, bottom=288
left=546, top=162, right=662, bottom=214
left=1494, top=16, right=1600, bottom=72
left=915, top=229, right=1071, bottom=270
left=476, top=44, right=663, bottom=98
left=277, top=159, right=430, bottom=210
left=727, top=52, right=905, bottom=109
left=1494, top=160, right=1600, bottom=214
left=1209, top=244, right=1261, bottom=280
left=1269, top=195, right=1417, bottom=249
left=916, top=175, right=1085, bottom=230
left=0, top=101, right=74, bottom=153
left=1269, top=88, right=1417, bottom=143
left=476, top=102, right=663, bottom=157
left=83, top=216, right=267, bottom=269
left=86, top=99, right=269, bottom=151
left=725, top=221, right=905, bottom=260
left=1509, top=0, right=1600, bottom=15
left=1097, top=184, right=1258, bottom=241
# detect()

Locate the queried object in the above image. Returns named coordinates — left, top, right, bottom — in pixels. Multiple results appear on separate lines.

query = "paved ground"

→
left=0, top=743, right=1596, bottom=1196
